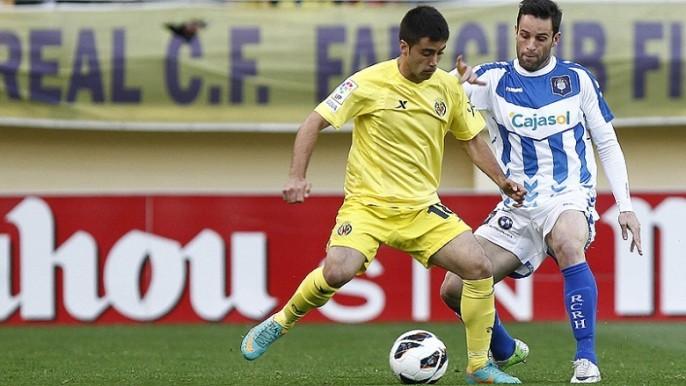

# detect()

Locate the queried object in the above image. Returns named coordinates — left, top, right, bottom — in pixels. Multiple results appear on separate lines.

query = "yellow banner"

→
left=0, top=3, right=684, bottom=126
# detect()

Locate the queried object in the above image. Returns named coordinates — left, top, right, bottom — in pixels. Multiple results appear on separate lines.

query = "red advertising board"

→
left=0, top=193, right=684, bottom=324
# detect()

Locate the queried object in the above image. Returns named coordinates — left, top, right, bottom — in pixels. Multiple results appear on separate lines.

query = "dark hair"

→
left=517, top=0, right=562, bottom=35
left=399, top=6, right=449, bottom=46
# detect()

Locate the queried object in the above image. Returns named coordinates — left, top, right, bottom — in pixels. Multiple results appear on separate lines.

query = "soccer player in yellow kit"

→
left=241, top=5, right=525, bottom=384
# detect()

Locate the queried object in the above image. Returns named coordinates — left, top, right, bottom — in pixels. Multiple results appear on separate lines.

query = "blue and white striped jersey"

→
left=463, top=56, right=630, bottom=209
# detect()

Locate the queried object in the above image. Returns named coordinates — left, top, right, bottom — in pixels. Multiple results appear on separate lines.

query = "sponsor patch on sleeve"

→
left=329, top=78, right=358, bottom=106
left=325, top=98, right=340, bottom=112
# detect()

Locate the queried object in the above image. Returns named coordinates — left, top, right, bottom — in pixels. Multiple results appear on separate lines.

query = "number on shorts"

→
left=427, top=203, right=453, bottom=219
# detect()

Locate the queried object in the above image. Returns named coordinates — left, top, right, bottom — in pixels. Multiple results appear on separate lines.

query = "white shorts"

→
left=474, top=188, right=598, bottom=278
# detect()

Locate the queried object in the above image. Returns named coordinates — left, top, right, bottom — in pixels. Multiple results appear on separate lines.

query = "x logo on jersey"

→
left=395, top=100, right=408, bottom=109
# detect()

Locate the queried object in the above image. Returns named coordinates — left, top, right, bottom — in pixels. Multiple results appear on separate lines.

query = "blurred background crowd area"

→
left=2, top=0, right=445, bottom=7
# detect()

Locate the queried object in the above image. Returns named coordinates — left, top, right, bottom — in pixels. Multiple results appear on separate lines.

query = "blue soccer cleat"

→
left=240, top=315, right=287, bottom=361
left=466, top=362, right=522, bottom=384
left=493, top=338, right=529, bottom=370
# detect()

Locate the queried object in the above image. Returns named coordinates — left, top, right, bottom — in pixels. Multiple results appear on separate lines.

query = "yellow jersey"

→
left=315, top=59, right=484, bottom=208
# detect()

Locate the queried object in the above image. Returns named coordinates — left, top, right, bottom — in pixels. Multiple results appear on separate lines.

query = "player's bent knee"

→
left=322, top=247, right=367, bottom=287
left=462, top=254, right=493, bottom=280
left=439, top=275, right=462, bottom=312
left=550, top=239, right=586, bottom=268
left=322, top=264, right=357, bottom=288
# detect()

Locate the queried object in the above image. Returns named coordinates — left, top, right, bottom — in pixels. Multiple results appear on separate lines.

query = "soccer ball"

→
left=389, top=329, right=449, bottom=384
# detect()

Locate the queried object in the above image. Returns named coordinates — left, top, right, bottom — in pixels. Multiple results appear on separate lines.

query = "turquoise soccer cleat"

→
left=466, top=362, right=522, bottom=384
left=240, top=315, right=286, bottom=361
left=494, top=338, right=529, bottom=370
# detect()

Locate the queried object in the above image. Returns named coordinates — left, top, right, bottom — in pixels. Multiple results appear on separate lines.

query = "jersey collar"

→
left=513, top=55, right=557, bottom=77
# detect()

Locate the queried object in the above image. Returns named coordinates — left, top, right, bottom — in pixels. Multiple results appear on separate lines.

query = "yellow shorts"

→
left=327, top=199, right=471, bottom=271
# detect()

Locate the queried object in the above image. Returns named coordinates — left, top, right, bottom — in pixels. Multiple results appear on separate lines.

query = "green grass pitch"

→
left=0, top=322, right=684, bottom=385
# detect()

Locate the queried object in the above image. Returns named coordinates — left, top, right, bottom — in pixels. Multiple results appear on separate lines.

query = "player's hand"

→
left=618, top=211, right=642, bottom=255
left=500, top=179, right=527, bottom=207
left=282, top=176, right=311, bottom=204
left=455, top=55, right=486, bottom=85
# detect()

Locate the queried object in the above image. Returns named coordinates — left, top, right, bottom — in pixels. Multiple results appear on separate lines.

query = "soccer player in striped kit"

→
left=442, top=0, right=642, bottom=383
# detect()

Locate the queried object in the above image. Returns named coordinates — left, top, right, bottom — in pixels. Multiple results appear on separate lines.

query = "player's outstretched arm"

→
left=618, top=211, right=642, bottom=255
left=453, top=55, right=486, bottom=85
left=282, top=111, right=330, bottom=204
left=587, top=121, right=641, bottom=254
left=461, top=133, right=526, bottom=206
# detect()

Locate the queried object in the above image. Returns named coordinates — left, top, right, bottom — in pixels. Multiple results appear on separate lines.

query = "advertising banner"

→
left=1, top=193, right=684, bottom=324
left=1, top=3, right=686, bottom=128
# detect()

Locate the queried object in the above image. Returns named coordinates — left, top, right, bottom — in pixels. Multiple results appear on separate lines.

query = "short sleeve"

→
left=314, top=77, right=371, bottom=129
left=450, top=82, right=485, bottom=141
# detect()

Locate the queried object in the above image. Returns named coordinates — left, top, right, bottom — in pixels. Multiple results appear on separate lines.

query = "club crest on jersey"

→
left=551, top=75, right=572, bottom=96
left=337, top=222, right=353, bottom=236
left=434, top=98, right=447, bottom=117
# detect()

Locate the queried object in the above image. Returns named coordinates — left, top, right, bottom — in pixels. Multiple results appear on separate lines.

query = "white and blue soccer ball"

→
left=389, top=329, right=449, bottom=384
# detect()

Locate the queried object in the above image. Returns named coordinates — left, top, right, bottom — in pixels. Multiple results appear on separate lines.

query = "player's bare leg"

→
left=546, top=210, right=601, bottom=383
left=241, top=247, right=364, bottom=360
left=441, top=236, right=529, bottom=370
left=431, top=232, right=521, bottom=384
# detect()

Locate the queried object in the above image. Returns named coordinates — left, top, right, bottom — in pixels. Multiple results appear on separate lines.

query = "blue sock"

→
left=562, top=262, right=598, bottom=364
left=489, top=311, right=516, bottom=361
